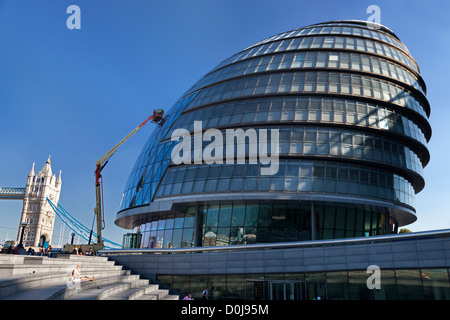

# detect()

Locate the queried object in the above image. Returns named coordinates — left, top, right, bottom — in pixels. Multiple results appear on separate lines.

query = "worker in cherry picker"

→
left=152, top=108, right=164, bottom=121
left=152, top=108, right=166, bottom=126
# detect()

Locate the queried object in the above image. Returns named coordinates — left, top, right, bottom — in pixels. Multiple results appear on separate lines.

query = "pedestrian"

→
left=202, top=287, right=209, bottom=300
left=183, top=293, right=193, bottom=300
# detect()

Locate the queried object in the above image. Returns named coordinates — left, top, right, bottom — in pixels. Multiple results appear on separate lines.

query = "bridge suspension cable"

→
left=46, top=198, right=121, bottom=249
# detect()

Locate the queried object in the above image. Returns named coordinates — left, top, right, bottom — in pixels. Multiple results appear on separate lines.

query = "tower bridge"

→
left=1, top=157, right=121, bottom=249
left=1, top=157, right=62, bottom=248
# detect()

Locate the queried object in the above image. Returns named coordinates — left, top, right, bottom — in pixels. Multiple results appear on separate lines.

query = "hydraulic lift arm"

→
left=93, top=109, right=165, bottom=245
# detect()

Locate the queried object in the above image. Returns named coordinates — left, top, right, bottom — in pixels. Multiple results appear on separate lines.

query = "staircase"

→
left=0, top=254, right=179, bottom=300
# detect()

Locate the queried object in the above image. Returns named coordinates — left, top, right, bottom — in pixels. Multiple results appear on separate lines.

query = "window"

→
left=323, top=37, right=334, bottom=48
left=328, top=53, right=339, bottom=68
left=335, top=37, right=344, bottom=49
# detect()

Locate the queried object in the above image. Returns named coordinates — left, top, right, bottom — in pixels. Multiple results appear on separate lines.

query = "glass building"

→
left=156, top=267, right=450, bottom=300
left=115, top=20, right=431, bottom=250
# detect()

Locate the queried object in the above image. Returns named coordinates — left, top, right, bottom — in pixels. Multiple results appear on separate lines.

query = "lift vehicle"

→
left=93, top=109, right=167, bottom=245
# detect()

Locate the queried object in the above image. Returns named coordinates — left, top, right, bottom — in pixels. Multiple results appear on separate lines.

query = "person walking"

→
left=202, top=287, right=209, bottom=300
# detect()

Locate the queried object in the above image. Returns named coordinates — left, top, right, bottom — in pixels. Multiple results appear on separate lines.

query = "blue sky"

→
left=0, top=0, right=449, bottom=245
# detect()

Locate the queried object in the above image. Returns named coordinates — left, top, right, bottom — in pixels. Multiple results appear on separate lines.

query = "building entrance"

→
left=245, top=279, right=327, bottom=300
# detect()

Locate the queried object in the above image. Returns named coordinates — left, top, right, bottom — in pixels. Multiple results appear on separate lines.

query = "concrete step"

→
left=67, top=282, right=132, bottom=300
left=0, top=254, right=179, bottom=301
left=160, top=294, right=180, bottom=300
left=1, top=283, right=68, bottom=300
left=103, top=284, right=160, bottom=300
left=134, top=289, right=171, bottom=300
left=0, top=270, right=133, bottom=299
left=0, top=255, right=116, bottom=270
left=50, top=276, right=145, bottom=300
left=0, top=272, right=70, bottom=299
left=0, top=263, right=124, bottom=278
left=0, top=272, right=138, bottom=300
left=54, top=254, right=110, bottom=262
left=96, top=279, right=151, bottom=300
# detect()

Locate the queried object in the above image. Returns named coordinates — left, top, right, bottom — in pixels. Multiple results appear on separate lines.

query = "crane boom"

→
left=96, top=115, right=155, bottom=167
left=93, top=109, right=166, bottom=245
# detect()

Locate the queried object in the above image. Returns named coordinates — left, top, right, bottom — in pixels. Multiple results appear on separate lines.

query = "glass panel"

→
left=227, top=275, right=246, bottom=299
left=346, top=208, right=356, bottom=237
left=217, top=227, right=230, bottom=246
left=231, top=204, right=246, bottom=226
left=355, top=208, right=365, bottom=236
left=348, top=270, right=373, bottom=300
left=155, top=230, right=164, bottom=248
left=181, top=228, right=194, bottom=247
left=335, top=207, right=346, bottom=238
left=165, top=217, right=174, bottom=229
left=206, top=205, right=220, bottom=228
left=396, top=269, right=424, bottom=299
left=421, top=269, right=450, bottom=300
left=172, top=229, right=183, bottom=248
left=174, top=217, right=184, bottom=229
left=364, top=210, right=372, bottom=237
left=373, top=270, right=397, bottom=300
left=208, top=275, right=227, bottom=300
left=219, top=205, right=232, bottom=227
left=184, top=208, right=195, bottom=228
left=323, top=206, right=335, bottom=239
left=327, top=271, right=349, bottom=300
left=245, top=204, right=259, bottom=228
left=157, top=219, right=165, bottom=230
left=315, top=205, right=324, bottom=239
left=258, top=204, right=272, bottom=227
left=163, top=229, right=173, bottom=248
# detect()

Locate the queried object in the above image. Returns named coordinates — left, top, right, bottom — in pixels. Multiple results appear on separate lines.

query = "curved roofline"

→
left=307, top=20, right=400, bottom=40
left=234, top=21, right=419, bottom=77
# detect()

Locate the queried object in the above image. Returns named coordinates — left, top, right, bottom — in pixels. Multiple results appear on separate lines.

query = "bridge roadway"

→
left=0, top=187, right=25, bottom=200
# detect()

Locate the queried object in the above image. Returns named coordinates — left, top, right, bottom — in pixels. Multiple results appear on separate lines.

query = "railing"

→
left=99, top=228, right=450, bottom=255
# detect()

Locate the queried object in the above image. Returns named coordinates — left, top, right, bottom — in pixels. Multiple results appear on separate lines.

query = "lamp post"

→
left=19, top=222, right=27, bottom=248
left=71, top=232, right=75, bottom=245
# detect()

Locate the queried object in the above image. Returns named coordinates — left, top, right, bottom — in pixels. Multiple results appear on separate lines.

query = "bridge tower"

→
left=18, top=156, right=62, bottom=249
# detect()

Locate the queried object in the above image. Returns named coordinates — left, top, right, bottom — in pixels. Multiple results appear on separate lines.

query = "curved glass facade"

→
left=165, top=97, right=429, bottom=152
left=116, top=20, right=431, bottom=249
left=155, top=161, right=416, bottom=207
left=191, top=50, right=426, bottom=96
left=213, top=33, right=420, bottom=75
left=185, top=71, right=429, bottom=118
left=134, top=202, right=389, bottom=249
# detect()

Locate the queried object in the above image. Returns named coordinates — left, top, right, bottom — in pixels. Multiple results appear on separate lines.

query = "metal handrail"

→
left=99, top=228, right=450, bottom=255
